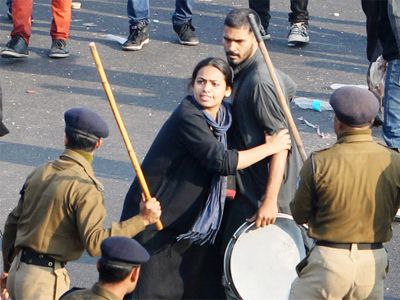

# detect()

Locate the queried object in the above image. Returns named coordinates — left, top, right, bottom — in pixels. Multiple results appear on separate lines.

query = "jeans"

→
left=127, top=0, right=193, bottom=26
left=6, top=0, right=11, bottom=10
left=248, top=0, right=309, bottom=29
left=383, top=59, right=400, bottom=148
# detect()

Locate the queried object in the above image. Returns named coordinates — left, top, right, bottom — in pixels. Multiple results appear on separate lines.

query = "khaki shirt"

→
left=2, top=149, right=146, bottom=271
left=61, top=283, right=121, bottom=300
left=290, top=130, right=400, bottom=243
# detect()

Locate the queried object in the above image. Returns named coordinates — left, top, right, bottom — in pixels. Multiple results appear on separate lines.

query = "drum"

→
left=223, top=213, right=306, bottom=300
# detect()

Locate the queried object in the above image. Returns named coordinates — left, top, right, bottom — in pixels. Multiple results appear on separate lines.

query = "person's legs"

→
left=172, top=0, right=193, bottom=25
left=50, top=0, right=71, bottom=41
left=127, top=0, right=150, bottom=26
left=0, top=0, right=31, bottom=57
left=11, top=0, right=32, bottom=44
left=383, top=59, right=400, bottom=149
left=172, top=0, right=198, bottom=45
left=123, top=0, right=150, bottom=51
left=248, top=0, right=270, bottom=29
left=346, top=248, right=387, bottom=300
left=289, top=0, right=309, bottom=24
left=248, top=0, right=270, bottom=40
left=289, top=246, right=353, bottom=299
left=48, top=0, right=71, bottom=58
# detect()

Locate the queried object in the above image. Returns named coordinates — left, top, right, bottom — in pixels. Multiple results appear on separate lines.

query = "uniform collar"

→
left=337, top=129, right=373, bottom=144
left=92, top=283, right=122, bottom=300
left=73, top=149, right=94, bottom=163
left=59, top=149, right=104, bottom=191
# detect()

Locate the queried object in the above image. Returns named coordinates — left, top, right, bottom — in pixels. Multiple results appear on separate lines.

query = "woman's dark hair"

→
left=224, top=8, right=261, bottom=31
left=190, top=57, right=233, bottom=89
left=98, top=258, right=136, bottom=283
left=65, top=129, right=98, bottom=152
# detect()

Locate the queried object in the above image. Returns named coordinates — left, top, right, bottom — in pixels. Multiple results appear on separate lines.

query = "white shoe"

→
left=288, top=22, right=309, bottom=47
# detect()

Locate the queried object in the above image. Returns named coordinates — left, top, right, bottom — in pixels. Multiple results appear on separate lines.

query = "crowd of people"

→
left=0, top=0, right=310, bottom=58
left=1, top=1, right=400, bottom=300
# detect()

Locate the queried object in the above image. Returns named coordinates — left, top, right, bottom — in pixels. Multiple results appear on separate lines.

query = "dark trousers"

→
left=249, top=0, right=309, bottom=29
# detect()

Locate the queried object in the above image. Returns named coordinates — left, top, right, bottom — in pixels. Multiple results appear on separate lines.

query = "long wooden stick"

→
left=89, top=42, right=163, bottom=230
left=248, top=15, right=308, bottom=162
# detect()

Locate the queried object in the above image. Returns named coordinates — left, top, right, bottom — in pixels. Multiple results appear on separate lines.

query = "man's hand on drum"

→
left=139, top=194, right=162, bottom=226
left=247, top=198, right=278, bottom=227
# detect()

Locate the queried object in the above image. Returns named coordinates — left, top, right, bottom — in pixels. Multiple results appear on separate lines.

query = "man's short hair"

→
left=224, top=8, right=261, bottom=31
left=97, top=237, right=150, bottom=284
left=98, top=258, right=137, bottom=283
left=65, top=129, right=98, bottom=152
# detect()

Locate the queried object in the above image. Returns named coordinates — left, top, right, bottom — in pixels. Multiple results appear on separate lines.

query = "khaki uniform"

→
left=61, top=283, right=121, bottom=300
left=2, top=149, right=146, bottom=300
left=289, top=130, right=400, bottom=300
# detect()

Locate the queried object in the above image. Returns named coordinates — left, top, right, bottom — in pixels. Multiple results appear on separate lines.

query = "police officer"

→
left=1, top=107, right=161, bottom=300
left=60, top=236, right=149, bottom=300
left=289, top=87, right=400, bottom=299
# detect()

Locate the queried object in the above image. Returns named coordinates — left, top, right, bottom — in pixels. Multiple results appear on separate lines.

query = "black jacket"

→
left=362, top=0, right=400, bottom=62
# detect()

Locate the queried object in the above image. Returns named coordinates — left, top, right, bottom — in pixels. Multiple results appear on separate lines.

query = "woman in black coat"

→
left=120, top=57, right=291, bottom=300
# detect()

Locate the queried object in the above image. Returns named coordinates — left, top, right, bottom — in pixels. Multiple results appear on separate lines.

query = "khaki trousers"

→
left=290, top=245, right=388, bottom=300
left=7, top=252, right=70, bottom=300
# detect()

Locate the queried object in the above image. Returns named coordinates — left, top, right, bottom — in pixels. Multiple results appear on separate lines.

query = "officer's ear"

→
left=95, top=138, right=103, bottom=150
left=129, top=266, right=140, bottom=284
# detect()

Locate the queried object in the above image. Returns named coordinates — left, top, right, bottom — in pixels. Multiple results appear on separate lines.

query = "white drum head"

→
left=224, top=214, right=306, bottom=300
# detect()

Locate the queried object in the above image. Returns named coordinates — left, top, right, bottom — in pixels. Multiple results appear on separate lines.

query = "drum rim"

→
left=223, top=213, right=301, bottom=299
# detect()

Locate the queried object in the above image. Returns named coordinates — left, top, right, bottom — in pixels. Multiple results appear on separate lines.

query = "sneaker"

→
left=7, top=9, right=12, bottom=21
left=48, top=39, right=69, bottom=58
left=173, top=20, right=199, bottom=46
left=122, top=23, right=150, bottom=51
left=287, top=22, right=309, bottom=47
left=260, top=25, right=271, bottom=41
left=1, top=35, right=29, bottom=58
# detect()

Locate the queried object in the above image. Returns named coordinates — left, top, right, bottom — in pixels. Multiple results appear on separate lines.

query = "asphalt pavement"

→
left=0, top=0, right=399, bottom=298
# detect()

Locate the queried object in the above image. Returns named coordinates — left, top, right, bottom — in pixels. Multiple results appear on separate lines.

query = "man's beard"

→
left=225, top=51, right=240, bottom=67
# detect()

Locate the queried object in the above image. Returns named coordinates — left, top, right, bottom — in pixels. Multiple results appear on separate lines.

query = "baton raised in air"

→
left=89, top=42, right=163, bottom=231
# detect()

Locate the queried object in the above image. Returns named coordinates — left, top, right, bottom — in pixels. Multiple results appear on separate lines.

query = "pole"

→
left=89, top=42, right=163, bottom=230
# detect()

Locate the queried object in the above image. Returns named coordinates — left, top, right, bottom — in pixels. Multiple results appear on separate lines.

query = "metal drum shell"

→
left=223, top=213, right=306, bottom=300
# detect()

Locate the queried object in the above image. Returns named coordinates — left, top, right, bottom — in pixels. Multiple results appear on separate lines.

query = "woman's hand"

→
left=266, top=129, right=291, bottom=152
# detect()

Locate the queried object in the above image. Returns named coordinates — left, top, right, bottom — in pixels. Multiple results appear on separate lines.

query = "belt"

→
left=316, top=241, right=383, bottom=250
left=20, top=248, right=66, bottom=268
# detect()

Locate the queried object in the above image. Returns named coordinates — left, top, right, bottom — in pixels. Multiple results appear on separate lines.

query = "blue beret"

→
left=0, top=85, right=9, bottom=137
left=64, top=107, right=109, bottom=140
left=329, top=87, right=379, bottom=126
left=101, top=237, right=150, bottom=265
